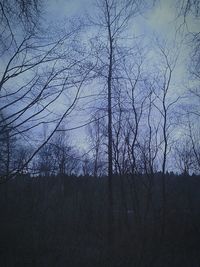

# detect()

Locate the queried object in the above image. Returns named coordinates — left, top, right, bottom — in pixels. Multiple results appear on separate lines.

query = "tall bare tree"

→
left=152, top=41, right=181, bottom=241
left=91, top=0, right=142, bottom=243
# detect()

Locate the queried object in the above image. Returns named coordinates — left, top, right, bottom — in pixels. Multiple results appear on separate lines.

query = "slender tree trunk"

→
left=6, top=130, right=10, bottom=181
left=161, top=101, right=167, bottom=239
left=106, top=0, right=114, bottom=245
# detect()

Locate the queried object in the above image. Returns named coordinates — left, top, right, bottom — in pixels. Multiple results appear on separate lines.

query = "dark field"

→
left=0, top=174, right=200, bottom=267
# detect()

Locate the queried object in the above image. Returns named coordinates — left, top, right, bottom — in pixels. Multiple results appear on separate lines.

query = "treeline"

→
left=1, top=120, right=200, bottom=179
left=0, top=173, right=200, bottom=267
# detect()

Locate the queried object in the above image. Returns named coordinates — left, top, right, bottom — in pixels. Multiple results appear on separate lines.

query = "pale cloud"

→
left=146, top=0, right=177, bottom=39
left=45, top=0, right=93, bottom=20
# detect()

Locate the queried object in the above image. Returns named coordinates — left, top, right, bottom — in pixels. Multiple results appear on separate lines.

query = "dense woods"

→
left=0, top=173, right=200, bottom=266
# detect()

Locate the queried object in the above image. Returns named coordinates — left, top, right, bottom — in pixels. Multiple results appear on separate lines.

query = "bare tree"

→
left=88, top=113, right=107, bottom=177
left=90, top=0, right=142, bottom=243
left=37, top=143, right=56, bottom=177
left=0, top=10, right=94, bottom=182
left=0, top=111, right=15, bottom=179
left=49, top=129, right=81, bottom=176
left=174, top=0, right=200, bottom=80
left=187, top=117, right=200, bottom=172
left=151, top=41, right=181, bottom=241
left=175, top=138, right=193, bottom=174
left=0, top=0, right=41, bottom=48
left=175, top=0, right=200, bottom=21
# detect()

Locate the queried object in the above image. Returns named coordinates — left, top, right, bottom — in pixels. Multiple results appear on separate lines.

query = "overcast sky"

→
left=35, top=0, right=199, bottom=152
left=45, top=0, right=199, bottom=35
left=43, top=0, right=199, bottom=85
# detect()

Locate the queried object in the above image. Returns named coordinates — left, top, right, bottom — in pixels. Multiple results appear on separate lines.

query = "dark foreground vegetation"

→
left=0, top=173, right=200, bottom=267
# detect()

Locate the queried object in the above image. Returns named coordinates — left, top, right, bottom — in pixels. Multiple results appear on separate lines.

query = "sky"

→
left=32, top=0, right=198, bottom=156
left=42, top=0, right=200, bottom=114
left=43, top=0, right=199, bottom=89
left=45, top=0, right=199, bottom=37
left=1, top=0, right=199, bottom=167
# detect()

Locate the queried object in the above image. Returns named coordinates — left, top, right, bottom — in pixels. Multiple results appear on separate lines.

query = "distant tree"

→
left=175, top=139, right=193, bottom=175
left=188, top=117, right=200, bottom=172
left=88, top=113, right=107, bottom=177
left=50, top=129, right=81, bottom=176
left=37, top=143, right=55, bottom=177
left=0, top=111, right=17, bottom=179
left=13, top=143, right=32, bottom=174
left=82, top=154, right=93, bottom=176
left=50, top=130, right=71, bottom=175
